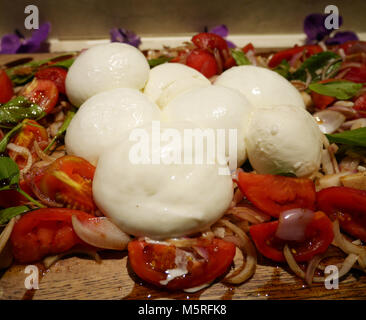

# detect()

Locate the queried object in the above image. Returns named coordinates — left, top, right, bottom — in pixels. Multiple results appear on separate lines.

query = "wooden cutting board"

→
left=1, top=53, right=366, bottom=300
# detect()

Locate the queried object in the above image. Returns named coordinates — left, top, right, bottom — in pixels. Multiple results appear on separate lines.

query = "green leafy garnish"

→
left=0, top=122, right=23, bottom=153
left=309, top=80, right=362, bottom=100
left=148, top=57, right=172, bottom=68
left=0, top=96, right=46, bottom=127
left=326, top=127, right=366, bottom=148
left=273, top=59, right=291, bottom=79
left=231, top=49, right=251, bottom=66
left=0, top=206, right=29, bottom=225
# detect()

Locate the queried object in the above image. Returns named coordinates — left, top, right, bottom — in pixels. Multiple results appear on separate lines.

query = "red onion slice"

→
left=275, top=208, right=315, bottom=241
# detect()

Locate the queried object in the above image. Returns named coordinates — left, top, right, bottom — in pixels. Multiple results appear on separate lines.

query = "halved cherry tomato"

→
left=317, top=186, right=366, bottom=242
left=236, top=172, right=316, bottom=218
left=354, top=93, right=366, bottom=117
left=250, top=211, right=334, bottom=262
left=339, top=41, right=366, bottom=55
left=268, top=45, right=322, bottom=68
left=34, top=155, right=96, bottom=213
left=10, top=208, right=93, bottom=263
left=192, top=32, right=229, bottom=53
left=186, top=48, right=218, bottom=78
left=8, top=119, right=48, bottom=170
left=342, top=64, right=366, bottom=83
left=22, top=78, right=59, bottom=114
left=35, top=67, right=67, bottom=94
left=310, top=78, right=338, bottom=110
left=0, top=180, right=34, bottom=208
left=0, top=69, right=14, bottom=103
left=128, top=238, right=236, bottom=290
left=242, top=43, right=254, bottom=54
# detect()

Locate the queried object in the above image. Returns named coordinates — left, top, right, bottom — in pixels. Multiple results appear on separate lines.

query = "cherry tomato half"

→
left=0, top=69, right=14, bottom=103
left=236, top=172, right=316, bottom=218
left=22, top=78, right=59, bottom=114
left=35, top=67, right=67, bottom=94
left=317, top=186, right=366, bottom=242
left=192, top=32, right=229, bottom=53
left=128, top=238, right=236, bottom=290
left=342, top=64, right=366, bottom=83
left=354, top=94, right=366, bottom=118
left=10, top=208, right=92, bottom=263
left=186, top=48, right=218, bottom=78
left=249, top=211, right=334, bottom=262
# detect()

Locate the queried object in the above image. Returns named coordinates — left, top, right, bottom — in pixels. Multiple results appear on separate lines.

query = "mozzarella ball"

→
left=245, top=105, right=323, bottom=177
left=214, top=65, right=305, bottom=109
left=66, top=43, right=150, bottom=107
left=143, top=63, right=211, bottom=109
left=65, top=88, right=160, bottom=165
left=163, top=86, right=254, bottom=166
left=93, top=122, right=233, bottom=239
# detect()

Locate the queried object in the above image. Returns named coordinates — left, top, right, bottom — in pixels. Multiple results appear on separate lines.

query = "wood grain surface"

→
left=1, top=53, right=365, bottom=300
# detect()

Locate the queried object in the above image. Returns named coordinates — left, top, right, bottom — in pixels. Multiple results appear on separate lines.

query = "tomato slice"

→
left=8, top=119, right=48, bottom=170
left=192, top=32, right=229, bottom=52
left=0, top=69, right=14, bottom=103
left=250, top=211, right=334, bottom=262
left=128, top=238, right=236, bottom=290
left=236, top=172, right=316, bottom=218
left=22, top=78, right=59, bottom=114
left=342, top=64, right=366, bottom=83
left=186, top=48, right=218, bottom=78
left=242, top=43, right=255, bottom=54
left=10, top=208, right=92, bottom=263
left=317, top=186, right=366, bottom=242
left=310, top=78, right=339, bottom=110
left=35, top=67, right=67, bottom=94
left=354, top=93, right=366, bottom=118
left=35, top=155, right=96, bottom=213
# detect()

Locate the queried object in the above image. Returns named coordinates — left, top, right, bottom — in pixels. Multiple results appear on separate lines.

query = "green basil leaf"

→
left=0, top=122, right=23, bottom=153
left=0, top=206, right=29, bottom=225
left=273, top=59, right=291, bottom=79
left=309, top=80, right=362, bottom=100
left=0, top=97, right=46, bottom=126
left=51, top=58, right=75, bottom=69
left=292, top=52, right=340, bottom=81
left=326, top=127, right=366, bottom=148
left=231, top=49, right=251, bottom=66
left=148, top=57, right=172, bottom=68
left=0, top=157, right=20, bottom=190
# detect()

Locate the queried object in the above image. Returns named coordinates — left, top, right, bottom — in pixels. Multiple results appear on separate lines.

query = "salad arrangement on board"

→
left=0, top=13, right=366, bottom=293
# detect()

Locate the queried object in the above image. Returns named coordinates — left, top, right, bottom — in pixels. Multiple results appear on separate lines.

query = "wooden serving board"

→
left=1, top=53, right=366, bottom=300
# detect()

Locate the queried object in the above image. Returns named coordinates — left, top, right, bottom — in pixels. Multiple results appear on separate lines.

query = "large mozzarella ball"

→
left=245, top=105, right=323, bottom=177
left=214, top=65, right=305, bottom=109
left=66, top=43, right=150, bottom=107
left=143, top=63, right=211, bottom=109
left=93, top=122, right=233, bottom=239
left=163, top=86, right=254, bottom=166
left=65, top=88, right=160, bottom=165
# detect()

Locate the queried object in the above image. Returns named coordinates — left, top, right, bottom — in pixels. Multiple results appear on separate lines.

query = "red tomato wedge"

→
left=0, top=180, right=34, bottom=208
left=249, top=211, right=334, bottom=262
left=35, top=67, right=67, bottom=94
left=342, top=64, right=366, bottom=83
left=0, top=69, right=14, bottom=103
left=236, top=172, right=316, bottom=218
left=22, top=78, right=59, bottom=114
left=10, top=208, right=93, bottom=263
left=192, top=32, right=229, bottom=52
left=128, top=239, right=236, bottom=290
left=354, top=93, right=366, bottom=117
left=317, top=186, right=366, bottom=242
left=186, top=48, right=218, bottom=78
left=242, top=43, right=254, bottom=54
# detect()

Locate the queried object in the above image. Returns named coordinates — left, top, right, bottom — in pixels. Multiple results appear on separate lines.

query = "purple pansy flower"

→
left=0, top=22, right=51, bottom=54
left=304, top=13, right=358, bottom=45
left=207, top=24, right=236, bottom=48
left=110, top=28, right=141, bottom=48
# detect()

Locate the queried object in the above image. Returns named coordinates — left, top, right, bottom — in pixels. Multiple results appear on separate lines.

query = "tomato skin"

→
left=250, top=211, right=334, bottom=262
left=0, top=69, right=14, bottom=103
left=22, top=78, right=59, bottom=114
left=317, top=186, right=366, bottom=242
left=310, top=78, right=339, bottom=110
left=236, top=172, right=316, bottom=218
left=128, top=239, right=236, bottom=290
left=186, top=49, right=218, bottom=78
left=35, top=67, right=67, bottom=94
left=242, top=43, right=254, bottom=54
left=0, top=180, right=34, bottom=208
left=354, top=94, right=366, bottom=117
left=192, top=32, right=228, bottom=52
left=342, top=64, right=366, bottom=83
left=10, top=208, right=92, bottom=263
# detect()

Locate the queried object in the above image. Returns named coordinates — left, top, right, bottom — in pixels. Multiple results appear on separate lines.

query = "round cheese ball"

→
left=214, top=65, right=305, bottom=109
left=92, top=122, right=233, bottom=239
left=66, top=43, right=150, bottom=107
left=163, top=86, right=254, bottom=166
left=65, top=88, right=160, bottom=165
left=143, top=63, right=211, bottom=109
left=245, top=105, right=323, bottom=177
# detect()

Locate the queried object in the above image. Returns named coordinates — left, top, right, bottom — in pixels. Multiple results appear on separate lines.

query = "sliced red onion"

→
left=275, top=208, right=315, bottom=241
left=313, top=110, right=346, bottom=134
left=327, top=105, right=358, bottom=119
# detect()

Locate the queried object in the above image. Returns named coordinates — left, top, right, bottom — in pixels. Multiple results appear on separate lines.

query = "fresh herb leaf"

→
left=148, top=57, right=172, bottom=68
left=231, top=49, right=251, bottom=66
left=292, top=52, right=340, bottom=81
left=309, top=80, right=362, bottom=100
left=0, top=122, right=23, bottom=153
left=273, top=59, right=291, bottom=79
left=50, top=58, right=75, bottom=69
left=0, top=156, right=20, bottom=190
left=326, top=127, right=366, bottom=148
left=0, top=96, right=46, bottom=127
left=0, top=206, right=29, bottom=225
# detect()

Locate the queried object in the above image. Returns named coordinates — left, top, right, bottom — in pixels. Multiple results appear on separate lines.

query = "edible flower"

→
left=206, top=24, right=236, bottom=48
left=110, top=27, right=141, bottom=48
